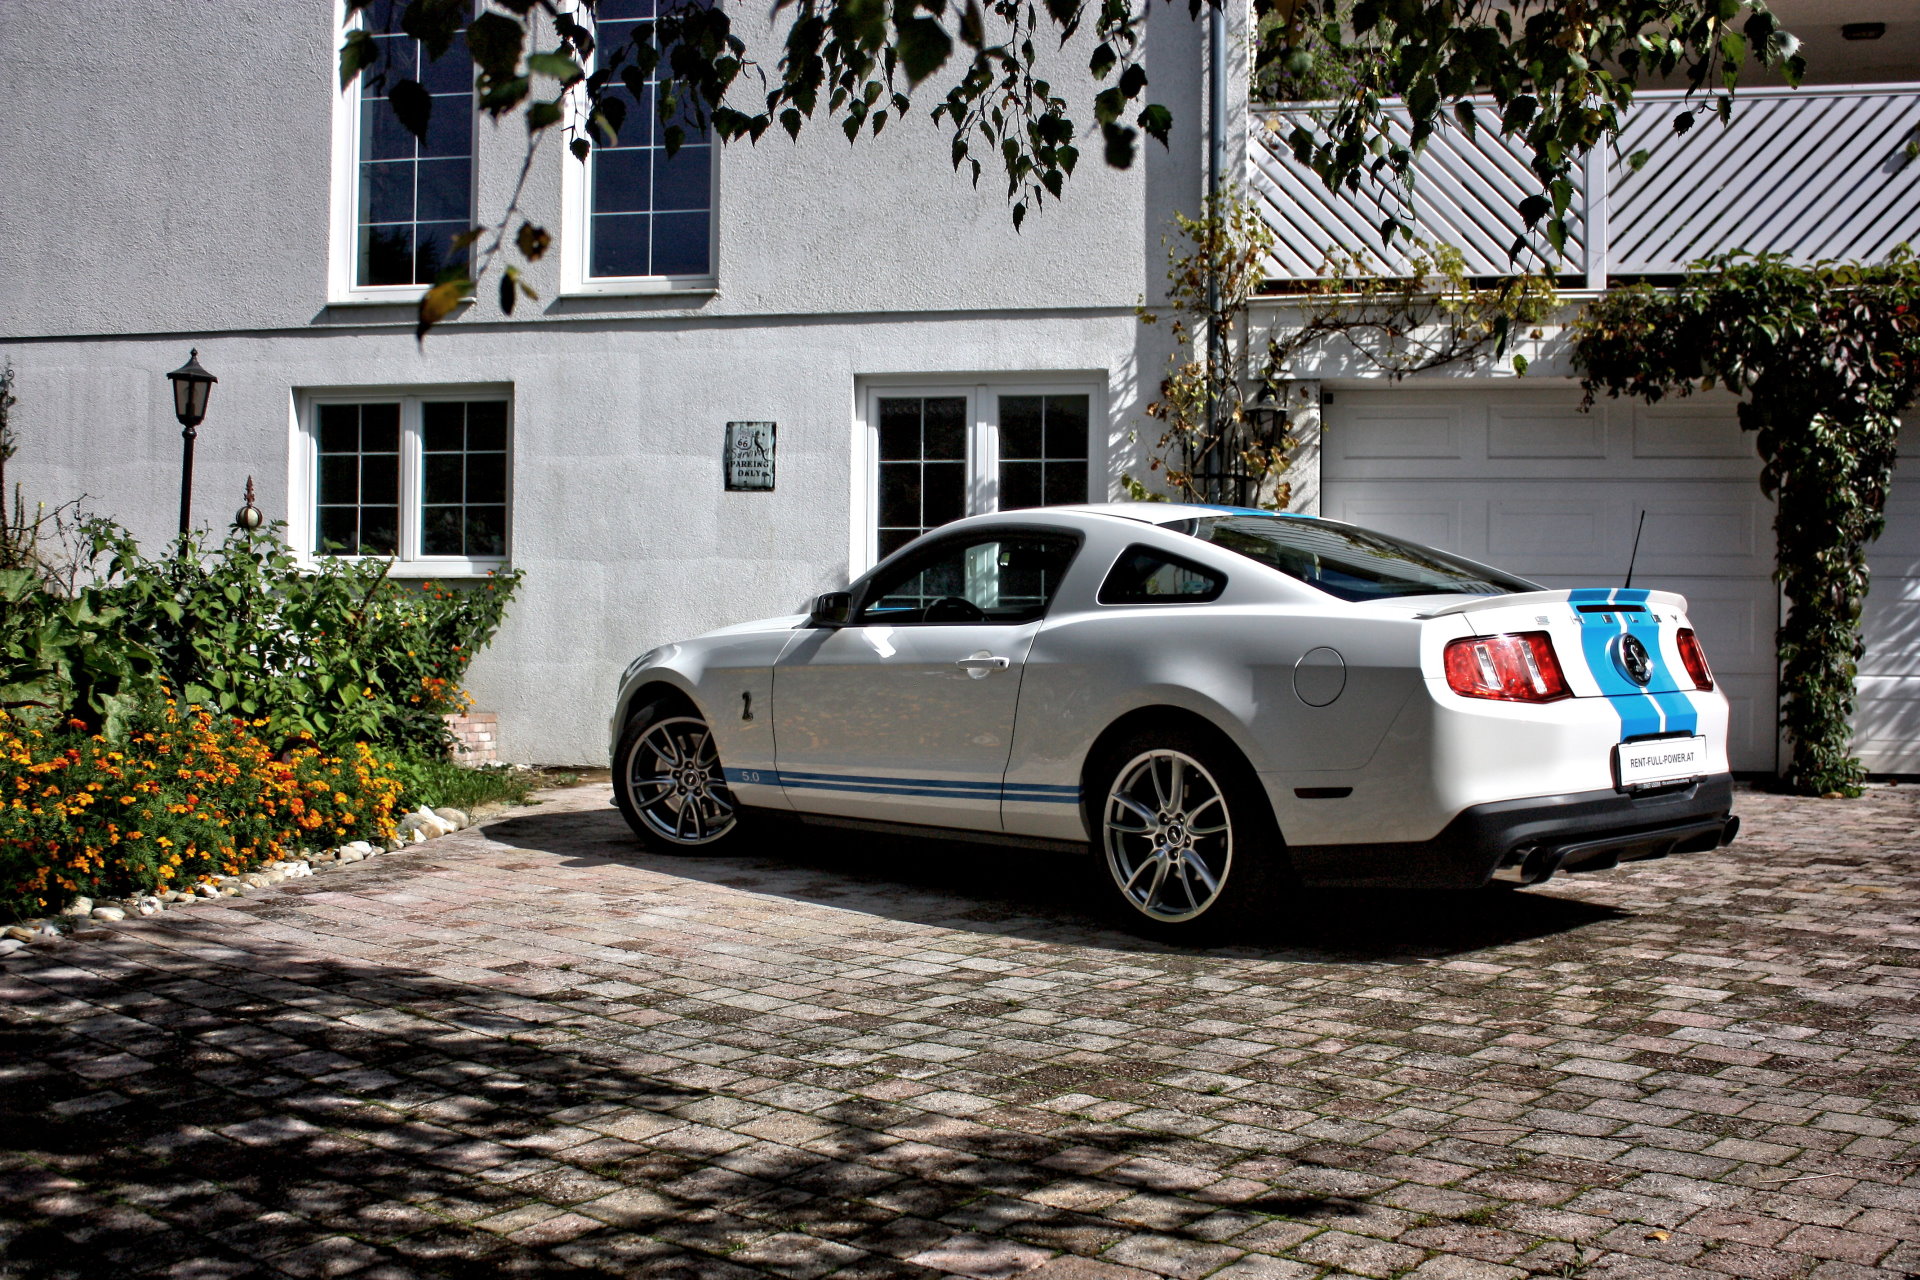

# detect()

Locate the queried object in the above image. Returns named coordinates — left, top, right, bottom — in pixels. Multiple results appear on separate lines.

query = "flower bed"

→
left=1, top=703, right=402, bottom=918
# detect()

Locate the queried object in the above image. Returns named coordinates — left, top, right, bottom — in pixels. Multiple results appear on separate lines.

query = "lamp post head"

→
left=167, top=349, right=217, bottom=429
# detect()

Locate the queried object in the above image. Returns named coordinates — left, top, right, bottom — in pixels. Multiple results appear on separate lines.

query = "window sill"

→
left=325, top=288, right=432, bottom=307
left=304, top=556, right=510, bottom=580
left=559, top=276, right=718, bottom=298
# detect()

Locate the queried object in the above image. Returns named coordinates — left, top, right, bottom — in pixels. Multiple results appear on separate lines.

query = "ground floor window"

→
left=864, top=383, right=1099, bottom=564
left=300, top=390, right=510, bottom=570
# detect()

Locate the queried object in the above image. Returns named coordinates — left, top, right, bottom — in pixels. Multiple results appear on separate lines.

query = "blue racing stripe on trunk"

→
left=1568, top=588, right=1667, bottom=740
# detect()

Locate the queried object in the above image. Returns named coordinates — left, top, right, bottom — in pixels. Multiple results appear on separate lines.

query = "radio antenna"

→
left=1623, top=509, right=1647, bottom=590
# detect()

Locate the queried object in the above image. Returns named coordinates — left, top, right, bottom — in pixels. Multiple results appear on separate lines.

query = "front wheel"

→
left=1092, top=727, right=1285, bottom=940
left=614, top=702, right=750, bottom=854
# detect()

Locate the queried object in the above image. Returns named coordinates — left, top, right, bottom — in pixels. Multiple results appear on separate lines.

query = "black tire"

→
left=1087, top=723, right=1287, bottom=941
left=613, top=701, right=752, bottom=855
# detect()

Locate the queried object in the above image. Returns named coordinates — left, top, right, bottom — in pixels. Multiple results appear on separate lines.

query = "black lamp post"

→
left=166, top=349, right=217, bottom=540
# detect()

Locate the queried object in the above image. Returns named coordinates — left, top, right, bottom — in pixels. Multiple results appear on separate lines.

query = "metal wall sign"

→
left=724, top=421, right=776, bottom=491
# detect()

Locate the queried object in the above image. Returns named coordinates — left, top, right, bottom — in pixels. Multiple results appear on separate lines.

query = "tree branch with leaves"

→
left=338, top=0, right=1804, bottom=336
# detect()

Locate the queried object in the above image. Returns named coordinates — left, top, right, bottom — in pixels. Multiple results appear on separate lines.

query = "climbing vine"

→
left=1134, top=193, right=1286, bottom=505
left=1263, top=237, right=1559, bottom=380
left=1574, top=249, right=1920, bottom=796
left=1134, top=205, right=1560, bottom=504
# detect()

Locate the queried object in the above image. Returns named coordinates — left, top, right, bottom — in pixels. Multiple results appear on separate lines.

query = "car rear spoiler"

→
left=1413, top=588, right=1690, bottom=619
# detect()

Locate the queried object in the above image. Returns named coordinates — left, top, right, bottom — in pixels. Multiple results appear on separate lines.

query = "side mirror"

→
left=808, top=591, right=852, bottom=627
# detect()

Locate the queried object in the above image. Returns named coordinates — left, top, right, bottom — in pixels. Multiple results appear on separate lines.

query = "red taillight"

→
left=1444, top=632, right=1571, bottom=703
left=1675, top=628, right=1714, bottom=691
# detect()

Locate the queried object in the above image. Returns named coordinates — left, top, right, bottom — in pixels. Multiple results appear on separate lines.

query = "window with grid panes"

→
left=588, top=0, right=714, bottom=279
left=996, top=394, right=1089, bottom=511
left=420, top=401, right=508, bottom=556
left=311, top=395, right=509, bottom=565
left=876, top=397, right=968, bottom=560
left=353, top=0, right=473, bottom=287
left=870, top=389, right=1092, bottom=561
left=316, top=403, right=402, bottom=555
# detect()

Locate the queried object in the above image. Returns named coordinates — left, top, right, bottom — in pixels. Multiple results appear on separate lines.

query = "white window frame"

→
left=290, top=385, right=513, bottom=577
left=851, top=376, right=1108, bottom=576
left=328, top=0, right=479, bottom=304
left=557, top=5, right=720, bottom=296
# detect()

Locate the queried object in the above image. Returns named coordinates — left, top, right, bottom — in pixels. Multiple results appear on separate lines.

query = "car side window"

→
left=1098, top=545, right=1226, bottom=605
left=857, top=534, right=1080, bottom=625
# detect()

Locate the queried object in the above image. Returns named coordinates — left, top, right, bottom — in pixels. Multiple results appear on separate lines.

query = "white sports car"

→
left=610, top=504, right=1738, bottom=936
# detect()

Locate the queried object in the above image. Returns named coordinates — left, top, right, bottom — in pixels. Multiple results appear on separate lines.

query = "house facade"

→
left=2, top=2, right=1915, bottom=772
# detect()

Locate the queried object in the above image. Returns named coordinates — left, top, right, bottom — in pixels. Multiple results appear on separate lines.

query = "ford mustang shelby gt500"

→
left=610, top=504, right=1739, bottom=935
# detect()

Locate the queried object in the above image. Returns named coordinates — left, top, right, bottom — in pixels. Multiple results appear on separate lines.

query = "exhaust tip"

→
left=1720, top=815, right=1741, bottom=847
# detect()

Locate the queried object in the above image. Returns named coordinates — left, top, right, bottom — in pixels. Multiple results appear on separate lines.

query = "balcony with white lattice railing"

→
left=1249, top=83, right=1920, bottom=286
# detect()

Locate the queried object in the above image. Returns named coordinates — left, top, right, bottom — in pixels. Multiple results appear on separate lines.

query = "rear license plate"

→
left=1614, top=735, right=1709, bottom=790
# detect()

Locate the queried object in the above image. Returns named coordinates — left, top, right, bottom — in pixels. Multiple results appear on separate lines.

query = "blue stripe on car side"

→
left=722, top=768, right=1080, bottom=804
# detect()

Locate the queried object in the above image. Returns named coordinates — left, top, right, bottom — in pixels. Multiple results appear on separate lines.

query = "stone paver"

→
left=2, top=782, right=1917, bottom=1279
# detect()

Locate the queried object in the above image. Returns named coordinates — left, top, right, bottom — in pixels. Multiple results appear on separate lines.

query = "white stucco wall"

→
left=0, top=1, right=1230, bottom=763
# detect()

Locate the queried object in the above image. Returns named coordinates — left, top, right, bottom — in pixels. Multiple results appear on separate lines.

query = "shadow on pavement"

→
left=1, top=937, right=1372, bottom=1280
left=482, top=805, right=1627, bottom=963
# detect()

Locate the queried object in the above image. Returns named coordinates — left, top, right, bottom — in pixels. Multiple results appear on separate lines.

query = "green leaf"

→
left=526, top=98, right=563, bottom=131
left=527, top=51, right=585, bottom=84
left=896, top=17, right=952, bottom=87
left=417, top=275, right=474, bottom=340
left=339, top=30, right=376, bottom=90
left=466, top=11, right=526, bottom=80
left=516, top=222, right=551, bottom=261
left=1137, top=103, right=1172, bottom=147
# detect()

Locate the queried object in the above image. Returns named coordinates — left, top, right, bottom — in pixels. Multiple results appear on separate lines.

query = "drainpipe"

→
left=1203, top=0, right=1227, bottom=501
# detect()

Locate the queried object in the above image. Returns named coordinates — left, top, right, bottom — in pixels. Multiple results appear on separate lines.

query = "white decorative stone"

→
left=91, top=906, right=126, bottom=921
left=136, top=896, right=165, bottom=916
left=398, top=809, right=455, bottom=840
left=342, top=841, right=376, bottom=855
left=60, top=897, right=94, bottom=917
left=32, top=923, right=61, bottom=942
left=195, top=884, right=220, bottom=899
left=337, top=850, right=365, bottom=863
left=0, top=938, right=24, bottom=955
left=3, top=925, right=34, bottom=942
left=432, top=807, right=471, bottom=830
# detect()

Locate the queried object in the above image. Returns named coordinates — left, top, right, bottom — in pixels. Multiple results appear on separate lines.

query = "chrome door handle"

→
left=955, top=654, right=1010, bottom=671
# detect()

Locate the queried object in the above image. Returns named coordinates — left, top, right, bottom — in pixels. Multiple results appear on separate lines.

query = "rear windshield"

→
left=1171, top=515, right=1539, bottom=603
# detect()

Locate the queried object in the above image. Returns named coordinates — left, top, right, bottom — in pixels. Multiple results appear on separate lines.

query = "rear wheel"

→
left=1092, top=726, right=1285, bottom=940
left=614, top=702, right=749, bottom=854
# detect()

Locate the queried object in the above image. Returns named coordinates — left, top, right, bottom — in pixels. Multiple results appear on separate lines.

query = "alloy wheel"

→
left=1102, top=748, right=1233, bottom=922
left=624, top=716, right=737, bottom=845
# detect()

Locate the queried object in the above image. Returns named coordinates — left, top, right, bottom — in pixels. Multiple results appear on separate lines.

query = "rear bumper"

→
left=1287, top=774, right=1737, bottom=889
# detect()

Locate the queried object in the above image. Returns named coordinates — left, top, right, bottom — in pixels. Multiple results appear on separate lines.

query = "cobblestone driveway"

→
left=4, top=783, right=1918, bottom=1280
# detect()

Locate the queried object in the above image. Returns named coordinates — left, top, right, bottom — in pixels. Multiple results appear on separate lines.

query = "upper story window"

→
left=300, top=390, right=510, bottom=572
left=334, top=1, right=474, bottom=297
left=563, top=0, right=716, bottom=291
left=861, top=384, right=1097, bottom=565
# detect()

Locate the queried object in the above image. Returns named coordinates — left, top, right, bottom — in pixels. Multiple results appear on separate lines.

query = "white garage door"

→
left=1320, top=386, right=1780, bottom=773
left=1860, top=430, right=1920, bottom=773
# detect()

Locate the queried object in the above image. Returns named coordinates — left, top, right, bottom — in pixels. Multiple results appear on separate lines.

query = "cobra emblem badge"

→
left=1616, top=634, right=1654, bottom=686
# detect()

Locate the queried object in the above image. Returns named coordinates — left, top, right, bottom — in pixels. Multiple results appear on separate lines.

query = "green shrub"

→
left=66, top=520, right=522, bottom=757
